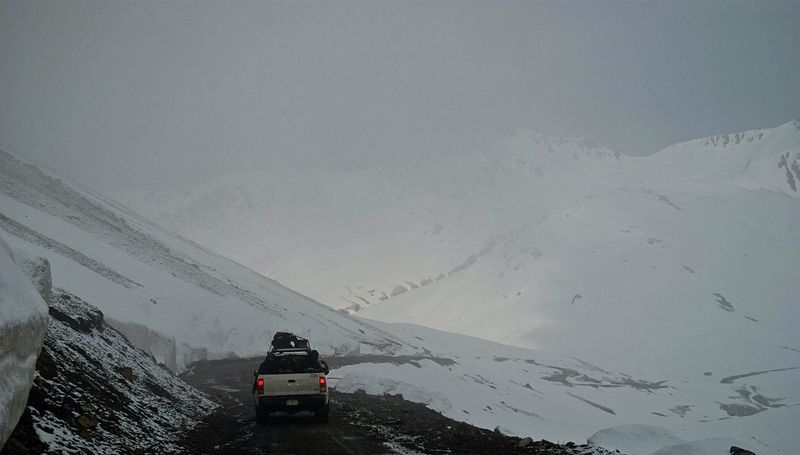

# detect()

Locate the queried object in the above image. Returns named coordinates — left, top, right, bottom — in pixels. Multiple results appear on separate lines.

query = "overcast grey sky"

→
left=1, top=0, right=798, bottom=191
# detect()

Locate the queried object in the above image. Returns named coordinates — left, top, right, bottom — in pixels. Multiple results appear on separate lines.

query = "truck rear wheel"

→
left=315, top=404, right=329, bottom=423
left=255, top=405, right=269, bottom=425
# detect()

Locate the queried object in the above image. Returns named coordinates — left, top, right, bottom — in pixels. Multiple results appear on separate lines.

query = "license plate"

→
left=286, top=399, right=299, bottom=406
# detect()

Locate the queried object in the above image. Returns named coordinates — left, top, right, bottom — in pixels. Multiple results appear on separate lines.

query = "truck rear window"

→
left=258, top=354, right=324, bottom=374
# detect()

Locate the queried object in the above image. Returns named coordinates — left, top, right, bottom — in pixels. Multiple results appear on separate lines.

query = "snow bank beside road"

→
left=0, top=235, right=49, bottom=449
left=335, top=369, right=453, bottom=412
left=650, top=438, right=747, bottom=455
left=588, top=425, right=749, bottom=455
left=587, top=425, right=685, bottom=455
left=332, top=321, right=773, bottom=454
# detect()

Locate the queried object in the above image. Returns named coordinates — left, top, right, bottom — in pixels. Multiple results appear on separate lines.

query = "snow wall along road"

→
left=0, top=235, right=49, bottom=449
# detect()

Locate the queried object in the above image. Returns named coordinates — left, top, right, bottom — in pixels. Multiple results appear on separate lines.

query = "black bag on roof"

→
left=271, top=332, right=309, bottom=350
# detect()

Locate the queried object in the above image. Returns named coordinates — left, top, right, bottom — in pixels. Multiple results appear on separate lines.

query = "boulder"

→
left=517, top=437, right=532, bottom=447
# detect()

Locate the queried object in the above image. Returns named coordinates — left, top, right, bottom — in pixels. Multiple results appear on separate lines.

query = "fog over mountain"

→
left=1, top=0, right=799, bottom=191
left=2, top=1, right=800, bottom=454
left=117, top=119, right=800, bottom=371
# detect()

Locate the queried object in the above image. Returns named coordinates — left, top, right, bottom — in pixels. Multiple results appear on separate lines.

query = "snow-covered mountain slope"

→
left=116, top=121, right=800, bottom=317
left=1, top=149, right=767, bottom=453
left=364, top=181, right=800, bottom=372
left=116, top=121, right=800, bottom=364
left=0, top=150, right=415, bottom=372
left=332, top=322, right=777, bottom=454
left=115, top=121, right=800, bottom=453
left=0, top=238, right=48, bottom=449
left=114, top=134, right=637, bottom=313
left=358, top=122, right=800, bottom=455
left=357, top=121, right=800, bottom=375
left=0, top=146, right=702, bottom=452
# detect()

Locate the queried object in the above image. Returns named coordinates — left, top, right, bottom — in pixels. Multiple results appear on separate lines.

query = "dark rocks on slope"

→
left=1, top=292, right=216, bottom=454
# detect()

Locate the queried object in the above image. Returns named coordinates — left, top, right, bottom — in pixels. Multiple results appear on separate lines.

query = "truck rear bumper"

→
left=257, top=394, right=327, bottom=414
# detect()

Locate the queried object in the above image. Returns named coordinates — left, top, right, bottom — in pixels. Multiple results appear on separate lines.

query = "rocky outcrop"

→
left=2, top=292, right=216, bottom=453
left=778, top=151, right=800, bottom=192
left=390, top=285, right=409, bottom=297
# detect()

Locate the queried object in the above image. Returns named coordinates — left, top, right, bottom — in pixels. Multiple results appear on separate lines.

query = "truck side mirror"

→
left=253, top=368, right=258, bottom=378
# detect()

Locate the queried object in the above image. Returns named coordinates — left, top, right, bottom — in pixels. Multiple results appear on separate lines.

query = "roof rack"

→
left=270, top=347, right=311, bottom=356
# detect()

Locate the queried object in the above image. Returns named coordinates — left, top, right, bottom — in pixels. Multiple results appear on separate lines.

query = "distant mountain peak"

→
left=493, top=130, right=621, bottom=164
left=504, top=130, right=606, bottom=149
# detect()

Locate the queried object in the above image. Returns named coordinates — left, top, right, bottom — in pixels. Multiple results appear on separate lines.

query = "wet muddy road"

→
left=180, top=356, right=390, bottom=454
left=180, top=356, right=610, bottom=455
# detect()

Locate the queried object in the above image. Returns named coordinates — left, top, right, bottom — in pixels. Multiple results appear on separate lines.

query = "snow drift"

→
left=0, top=235, right=49, bottom=449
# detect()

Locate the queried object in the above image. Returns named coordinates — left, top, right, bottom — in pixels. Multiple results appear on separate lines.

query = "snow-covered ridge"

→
left=492, top=129, right=622, bottom=161
left=0, top=236, right=49, bottom=449
left=644, top=120, right=800, bottom=192
left=656, top=119, right=800, bottom=152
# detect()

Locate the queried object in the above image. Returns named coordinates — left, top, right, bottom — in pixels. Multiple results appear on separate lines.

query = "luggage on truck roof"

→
left=271, top=331, right=310, bottom=351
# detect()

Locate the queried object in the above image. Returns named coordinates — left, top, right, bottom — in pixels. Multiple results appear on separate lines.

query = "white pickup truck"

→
left=253, top=347, right=330, bottom=424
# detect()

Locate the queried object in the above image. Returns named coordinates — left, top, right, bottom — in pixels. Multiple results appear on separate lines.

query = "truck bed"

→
left=259, top=372, right=323, bottom=397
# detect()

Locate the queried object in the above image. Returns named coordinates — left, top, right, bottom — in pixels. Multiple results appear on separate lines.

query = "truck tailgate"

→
left=261, top=373, right=321, bottom=396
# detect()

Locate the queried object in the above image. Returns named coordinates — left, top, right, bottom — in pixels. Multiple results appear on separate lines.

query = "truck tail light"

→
left=319, top=376, right=327, bottom=393
left=257, top=378, right=264, bottom=394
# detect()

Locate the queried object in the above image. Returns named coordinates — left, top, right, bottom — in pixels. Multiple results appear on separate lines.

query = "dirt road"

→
left=180, top=356, right=612, bottom=455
